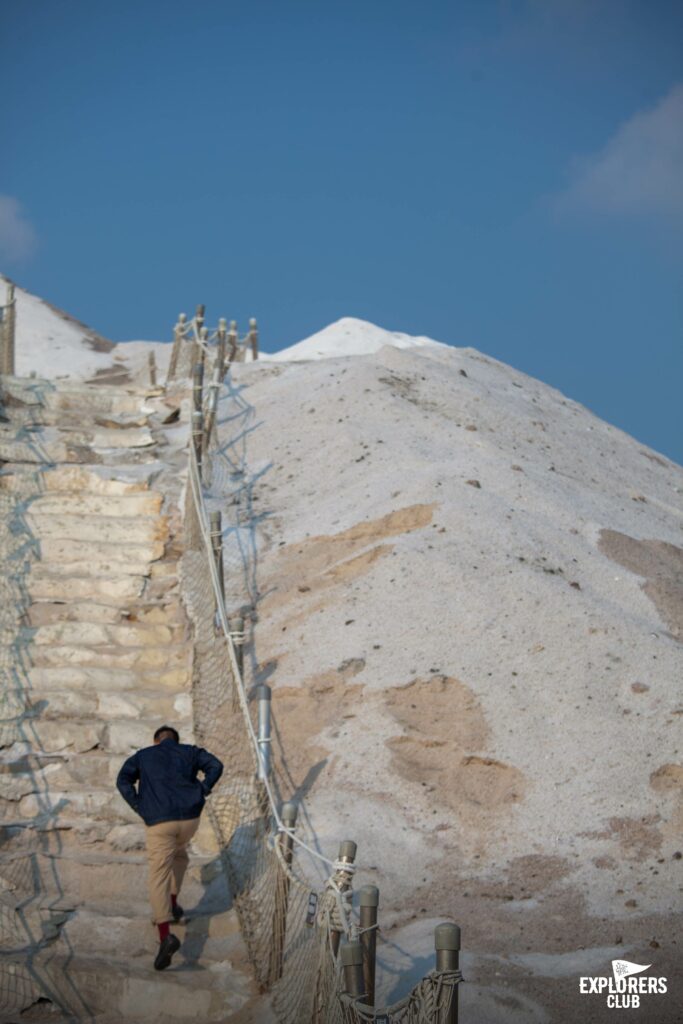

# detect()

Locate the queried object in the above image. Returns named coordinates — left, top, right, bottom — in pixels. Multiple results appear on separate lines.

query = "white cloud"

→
left=0, top=195, right=38, bottom=264
left=556, top=84, right=683, bottom=219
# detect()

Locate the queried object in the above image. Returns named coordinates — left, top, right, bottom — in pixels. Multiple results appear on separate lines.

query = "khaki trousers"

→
left=145, top=817, right=200, bottom=925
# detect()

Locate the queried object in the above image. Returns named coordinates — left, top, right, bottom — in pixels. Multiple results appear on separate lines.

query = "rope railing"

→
left=177, top=309, right=464, bottom=1023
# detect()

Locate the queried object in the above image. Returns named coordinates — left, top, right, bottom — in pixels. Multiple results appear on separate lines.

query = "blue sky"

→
left=2, top=0, right=682, bottom=462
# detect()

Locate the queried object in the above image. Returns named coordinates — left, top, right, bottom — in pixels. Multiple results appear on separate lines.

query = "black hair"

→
left=154, top=725, right=180, bottom=743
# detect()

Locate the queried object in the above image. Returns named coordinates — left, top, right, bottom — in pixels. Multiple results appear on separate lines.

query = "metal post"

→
left=2, top=283, right=16, bottom=376
left=167, top=313, right=186, bottom=382
left=330, top=840, right=357, bottom=957
left=229, top=614, right=244, bottom=676
left=227, top=320, right=238, bottom=363
left=359, top=885, right=379, bottom=1006
left=192, top=362, right=204, bottom=413
left=271, top=800, right=298, bottom=983
left=209, top=510, right=224, bottom=608
left=434, top=923, right=460, bottom=1024
left=216, top=318, right=227, bottom=379
left=148, top=349, right=157, bottom=387
left=248, top=317, right=259, bottom=360
left=255, top=684, right=271, bottom=780
left=192, top=410, right=204, bottom=475
left=341, top=941, right=366, bottom=999
left=195, top=303, right=205, bottom=335
left=202, top=362, right=221, bottom=458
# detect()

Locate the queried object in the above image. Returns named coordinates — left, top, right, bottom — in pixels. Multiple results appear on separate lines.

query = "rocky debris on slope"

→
left=221, top=340, right=683, bottom=1023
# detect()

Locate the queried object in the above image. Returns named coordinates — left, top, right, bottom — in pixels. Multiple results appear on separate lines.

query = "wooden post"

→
left=359, top=885, right=379, bottom=1006
left=209, top=510, right=224, bottom=607
left=341, top=941, right=365, bottom=999
left=434, top=923, right=460, bottom=1024
left=227, top=320, right=238, bottom=363
left=271, top=801, right=298, bottom=983
left=167, top=312, right=186, bottom=382
left=330, top=840, right=357, bottom=957
left=148, top=350, right=157, bottom=387
left=248, top=317, right=259, bottom=361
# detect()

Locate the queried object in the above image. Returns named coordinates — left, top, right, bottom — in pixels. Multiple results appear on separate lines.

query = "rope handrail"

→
left=187, top=447, right=340, bottom=871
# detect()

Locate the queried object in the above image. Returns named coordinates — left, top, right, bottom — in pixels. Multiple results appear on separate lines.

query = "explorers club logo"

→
left=579, top=960, right=668, bottom=1010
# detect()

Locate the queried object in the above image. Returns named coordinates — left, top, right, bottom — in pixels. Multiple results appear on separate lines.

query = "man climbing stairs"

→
left=0, top=376, right=269, bottom=1022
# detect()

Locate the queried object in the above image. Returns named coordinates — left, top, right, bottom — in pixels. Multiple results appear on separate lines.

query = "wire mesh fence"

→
left=177, top=326, right=463, bottom=1023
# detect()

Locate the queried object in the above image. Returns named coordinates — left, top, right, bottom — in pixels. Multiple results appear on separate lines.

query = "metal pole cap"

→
left=340, top=941, right=363, bottom=967
left=281, top=801, right=298, bottom=825
left=254, top=684, right=271, bottom=701
left=338, top=840, right=357, bottom=862
left=359, top=885, right=379, bottom=907
left=434, top=923, right=461, bottom=950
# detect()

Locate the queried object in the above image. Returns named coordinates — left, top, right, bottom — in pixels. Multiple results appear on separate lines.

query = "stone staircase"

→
left=0, top=378, right=269, bottom=1023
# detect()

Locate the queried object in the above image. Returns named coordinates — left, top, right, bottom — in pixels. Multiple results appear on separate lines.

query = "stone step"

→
left=4, top=945, right=261, bottom=1022
left=25, top=599, right=185, bottom=627
left=27, top=572, right=146, bottom=603
left=23, top=665, right=191, bottom=693
left=0, top=463, right=158, bottom=495
left=0, top=714, right=183, bottom=756
left=36, top=537, right=165, bottom=566
left=26, top=512, right=170, bottom=545
left=24, top=643, right=188, bottom=671
left=27, top=490, right=163, bottom=517
left=5, top=686, right=191, bottom=725
left=42, top=387, right=155, bottom=416
left=29, top=555, right=159, bottom=577
left=28, top=619, right=181, bottom=648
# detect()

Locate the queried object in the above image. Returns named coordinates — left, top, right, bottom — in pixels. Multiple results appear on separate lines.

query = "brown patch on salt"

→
left=272, top=660, right=366, bottom=788
left=650, top=763, right=683, bottom=792
left=386, top=675, right=489, bottom=750
left=581, top=815, right=662, bottom=861
left=386, top=675, right=524, bottom=820
left=260, top=504, right=435, bottom=615
left=598, top=529, right=683, bottom=641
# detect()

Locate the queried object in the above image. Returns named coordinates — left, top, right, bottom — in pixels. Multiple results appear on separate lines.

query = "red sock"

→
left=171, top=894, right=178, bottom=909
left=158, top=921, right=170, bottom=941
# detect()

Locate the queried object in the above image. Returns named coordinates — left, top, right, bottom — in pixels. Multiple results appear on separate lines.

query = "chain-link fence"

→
left=177, top=325, right=463, bottom=1023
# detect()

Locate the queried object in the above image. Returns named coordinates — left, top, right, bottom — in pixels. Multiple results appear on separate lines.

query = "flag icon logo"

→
left=612, top=960, right=651, bottom=980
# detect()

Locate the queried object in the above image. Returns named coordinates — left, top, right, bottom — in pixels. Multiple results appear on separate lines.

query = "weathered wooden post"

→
left=359, top=885, right=379, bottom=1006
left=341, top=941, right=366, bottom=1000
left=227, top=320, right=238, bottom=363
left=2, top=282, right=16, bottom=375
left=255, top=684, right=272, bottom=781
left=271, top=800, right=298, bottom=983
left=248, top=317, right=259, bottom=360
left=330, top=840, right=357, bottom=957
left=167, top=313, right=186, bottom=382
left=209, top=510, right=224, bottom=605
left=148, top=350, right=157, bottom=387
left=434, top=923, right=461, bottom=1024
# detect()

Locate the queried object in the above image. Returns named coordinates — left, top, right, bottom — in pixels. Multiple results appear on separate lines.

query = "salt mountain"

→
left=4, top=277, right=682, bottom=1023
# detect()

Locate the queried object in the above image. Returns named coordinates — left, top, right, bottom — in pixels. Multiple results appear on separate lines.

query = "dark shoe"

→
left=154, top=933, right=181, bottom=971
left=172, top=902, right=184, bottom=923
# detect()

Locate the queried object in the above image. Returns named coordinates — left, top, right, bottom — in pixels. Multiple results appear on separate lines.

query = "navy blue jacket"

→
left=116, top=739, right=224, bottom=826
